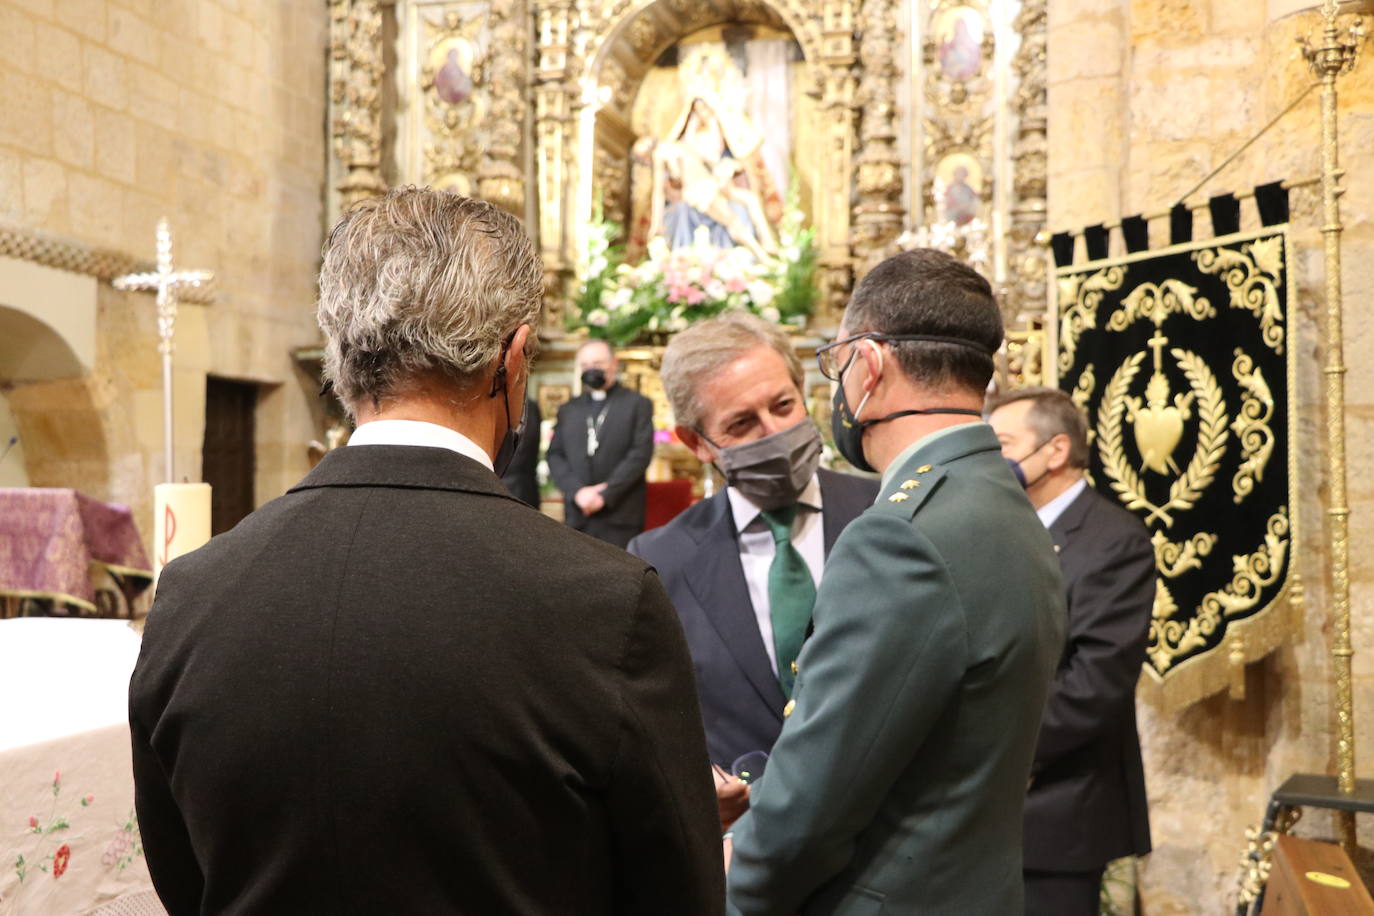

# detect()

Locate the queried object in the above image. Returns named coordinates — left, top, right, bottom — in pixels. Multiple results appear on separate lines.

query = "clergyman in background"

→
left=724, top=248, right=1064, bottom=914
left=988, top=386, right=1154, bottom=916
left=627, top=313, right=877, bottom=825
left=129, top=189, right=723, bottom=915
left=547, top=339, right=656, bottom=548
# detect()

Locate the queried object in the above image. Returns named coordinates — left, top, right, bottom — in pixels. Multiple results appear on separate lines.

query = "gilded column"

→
left=1006, top=0, right=1048, bottom=320
left=535, top=0, right=575, bottom=328
left=479, top=0, right=531, bottom=215
left=330, top=0, right=387, bottom=209
left=818, top=0, right=858, bottom=324
left=852, top=0, right=905, bottom=280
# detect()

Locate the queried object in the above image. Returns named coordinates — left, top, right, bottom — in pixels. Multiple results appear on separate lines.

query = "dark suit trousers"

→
left=1024, top=866, right=1104, bottom=916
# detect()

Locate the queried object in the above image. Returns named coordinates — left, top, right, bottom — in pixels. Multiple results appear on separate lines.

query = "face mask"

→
left=490, top=340, right=525, bottom=478
left=1006, top=438, right=1052, bottom=490
left=581, top=368, right=608, bottom=391
left=829, top=342, right=980, bottom=473
left=704, top=418, right=823, bottom=511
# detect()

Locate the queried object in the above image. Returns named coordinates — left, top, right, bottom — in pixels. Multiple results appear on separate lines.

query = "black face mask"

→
left=1006, top=438, right=1052, bottom=490
left=491, top=342, right=525, bottom=477
left=581, top=368, right=608, bottom=391
left=829, top=353, right=980, bottom=473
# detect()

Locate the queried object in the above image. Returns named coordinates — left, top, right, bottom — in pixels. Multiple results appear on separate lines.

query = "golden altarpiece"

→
left=324, top=0, right=1051, bottom=441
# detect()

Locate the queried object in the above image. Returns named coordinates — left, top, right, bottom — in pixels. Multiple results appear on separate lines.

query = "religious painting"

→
left=933, top=152, right=982, bottom=226
left=624, top=24, right=806, bottom=262
left=932, top=6, right=986, bottom=83
left=418, top=9, right=490, bottom=193
left=1055, top=226, right=1298, bottom=706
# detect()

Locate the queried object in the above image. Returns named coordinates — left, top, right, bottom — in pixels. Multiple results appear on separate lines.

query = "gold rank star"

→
left=900, top=479, right=921, bottom=490
left=916, top=464, right=933, bottom=473
left=889, top=492, right=909, bottom=503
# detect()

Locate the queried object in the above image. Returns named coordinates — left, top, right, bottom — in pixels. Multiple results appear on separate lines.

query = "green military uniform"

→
left=726, top=423, right=1066, bottom=915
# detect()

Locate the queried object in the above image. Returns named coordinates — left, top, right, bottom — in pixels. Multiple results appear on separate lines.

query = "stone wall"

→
left=0, top=0, right=329, bottom=541
left=1048, top=0, right=1374, bottom=911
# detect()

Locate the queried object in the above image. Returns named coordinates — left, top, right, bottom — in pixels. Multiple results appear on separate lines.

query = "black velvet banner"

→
left=1056, top=227, right=1296, bottom=698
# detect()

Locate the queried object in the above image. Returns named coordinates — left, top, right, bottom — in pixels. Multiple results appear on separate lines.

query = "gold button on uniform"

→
left=790, top=660, right=799, bottom=675
left=783, top=699, right=796, bottom=717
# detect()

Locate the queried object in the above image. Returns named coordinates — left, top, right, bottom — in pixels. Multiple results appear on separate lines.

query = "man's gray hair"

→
left=316, top=187, right=543, bottom=415
left=985, top=386, right=1091, bottom=469
left=660, top=312, right=804, bottom=430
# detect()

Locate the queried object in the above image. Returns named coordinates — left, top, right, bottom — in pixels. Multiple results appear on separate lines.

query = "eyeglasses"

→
left=815, top=332, right=994, bottom=381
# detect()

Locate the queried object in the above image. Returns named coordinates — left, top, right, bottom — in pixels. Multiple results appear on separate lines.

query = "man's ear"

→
left=677, top=425, right=716, bottom=465
left=858, top=339, right=884, bottom=394
left=1046, top=432, right=1072, bottom=471
left=507, top=325, right=532, bottom=379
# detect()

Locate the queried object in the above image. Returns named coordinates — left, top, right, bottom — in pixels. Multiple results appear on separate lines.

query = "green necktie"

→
left=760, top=504, right=817, bottom=700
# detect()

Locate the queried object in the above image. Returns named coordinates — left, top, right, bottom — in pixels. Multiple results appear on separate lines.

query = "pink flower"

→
left=81, top=794, right=94, bottom=806
left=52, top=844, right=70, bottom=878
left=685, top=286, right=706, bottom=305
left=28, top=816, right=38, bottom=829
left=725, top=276, right=748, bottom=293
left=52, top=771, right=60, bottom=788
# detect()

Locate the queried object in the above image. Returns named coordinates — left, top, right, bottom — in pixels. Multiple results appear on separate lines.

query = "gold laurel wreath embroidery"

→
left=1231, top=349, right=1275, bottom=505
left=1098, top=348, right=1228, bottom=528
left=1151, top=529, right=1218, bottom=578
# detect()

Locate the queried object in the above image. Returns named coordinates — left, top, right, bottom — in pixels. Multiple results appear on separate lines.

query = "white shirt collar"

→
left=589, top=388, right=607, bottom=401
left=726, top=473, right=823, bottom=534
left=347, top=419, right=494, bottom=472
left=1037, top=478, right=1087, bottom=529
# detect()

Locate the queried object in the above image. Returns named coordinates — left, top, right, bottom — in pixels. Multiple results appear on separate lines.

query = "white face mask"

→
left=704, top=418, right=823, bottom=511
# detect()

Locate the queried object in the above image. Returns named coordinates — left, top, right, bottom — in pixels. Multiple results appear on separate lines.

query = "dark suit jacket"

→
left=626, top=468, right=878, bottom=769
left=727, top=425, right=1065, bottom=915
left=499, top=397, right=542, bottom=507
left=1024, top=483, right=1154, bottom=872
left=129, top=444, right=723, bottom=916
left=546, top=384, right=655, bottom=544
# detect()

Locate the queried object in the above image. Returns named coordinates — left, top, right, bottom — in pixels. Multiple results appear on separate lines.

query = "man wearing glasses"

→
left=724, top=248, right=1066, bottom=915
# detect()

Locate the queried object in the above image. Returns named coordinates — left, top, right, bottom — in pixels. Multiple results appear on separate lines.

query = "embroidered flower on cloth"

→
left=52, top=844, right=71, bottom=878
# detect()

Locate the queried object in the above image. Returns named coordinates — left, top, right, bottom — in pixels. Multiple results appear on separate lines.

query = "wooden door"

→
left=202, top=377, right=257, bottom=536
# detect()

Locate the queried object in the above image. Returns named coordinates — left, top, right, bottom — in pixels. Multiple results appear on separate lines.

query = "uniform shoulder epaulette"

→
left=873, top=462, right=946, bottom=519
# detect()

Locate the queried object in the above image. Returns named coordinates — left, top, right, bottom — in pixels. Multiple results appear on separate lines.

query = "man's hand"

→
left=574, top=484, right=607, bottom=515
left=712, top=765, right=750, bottom=833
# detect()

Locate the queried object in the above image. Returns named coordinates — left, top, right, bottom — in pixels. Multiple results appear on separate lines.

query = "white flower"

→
left=608, top=286, right=634, bottom=311
left=761, top=306, right=781, bottom=323
left=704, top=279, right=727, bottom=301
left=647, top=237, right=671, bottom=262
left=780, top=246, right=801, bottom=263
left=586, top=309, right=609, bottom=327
left=747, top=280, right=776, bottom=307
left=588, top=256, right=609, bottom=276
left=692, top=225, right=714, bottom=250
left=667, top=315, right=688, bottom=332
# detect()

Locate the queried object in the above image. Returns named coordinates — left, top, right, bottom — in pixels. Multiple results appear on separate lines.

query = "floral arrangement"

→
left=569, top=195, right=818, bottom=347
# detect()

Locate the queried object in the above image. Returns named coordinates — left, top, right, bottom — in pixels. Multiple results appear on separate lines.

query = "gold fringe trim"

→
left=1139, top=574, right=1301, bottom=710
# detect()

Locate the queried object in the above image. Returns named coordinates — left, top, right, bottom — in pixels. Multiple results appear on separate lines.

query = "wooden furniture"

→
left=1260, top=834, right=1374, bottom=915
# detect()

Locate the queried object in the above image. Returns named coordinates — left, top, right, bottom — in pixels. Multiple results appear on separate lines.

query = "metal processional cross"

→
left=113, top=219, right=214, bottom=482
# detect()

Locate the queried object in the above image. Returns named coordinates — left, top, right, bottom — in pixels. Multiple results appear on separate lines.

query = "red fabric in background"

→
left=643, top=480, right=694, bottom=532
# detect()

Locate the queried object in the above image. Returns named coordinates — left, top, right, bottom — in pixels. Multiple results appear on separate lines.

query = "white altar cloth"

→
left=0, top=619, right=162, bottom=915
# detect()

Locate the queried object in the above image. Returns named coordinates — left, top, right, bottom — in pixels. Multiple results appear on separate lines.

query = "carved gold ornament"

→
left=1057, top=266, right=1125, bottom=374
left=1194, top=236, right=1286, bottom=354
left=1230, top=349, right=1276, bottom=505
left=1099, top=347, right=1228, bottom=528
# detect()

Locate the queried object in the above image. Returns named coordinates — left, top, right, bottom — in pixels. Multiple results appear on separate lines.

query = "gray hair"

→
left=985, top=386, right=1091, bottom=469
left=660, top=312, right=804, bottom=430
left=316, top=187, right=543, bottom=415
